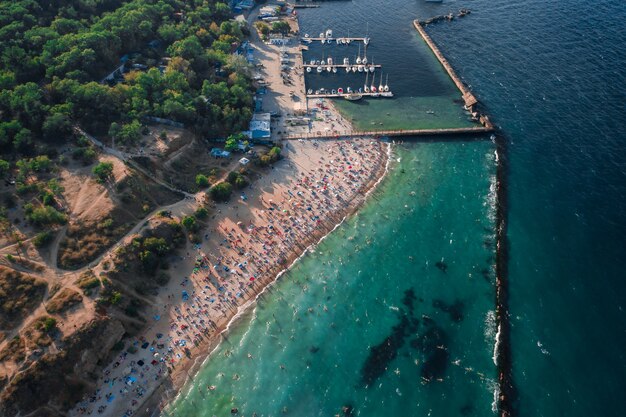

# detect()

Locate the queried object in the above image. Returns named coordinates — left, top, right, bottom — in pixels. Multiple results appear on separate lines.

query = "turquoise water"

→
left=167, top=141, right=498, bottom=416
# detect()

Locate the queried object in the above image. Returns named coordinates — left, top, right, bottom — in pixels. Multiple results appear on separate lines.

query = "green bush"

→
left=0, top=159, right=9, bottom=178
left=195, top=173, right=209, bottom=187
left=259, top=146, right=282, bottom=166
left=92, top=162, right=114, bottom=182
left=181, top=215, right=197, bottom=231
left=26, top=205, right=67, bottom=226
left=33, top=231, right=54, bottom=248
left=209, top=181, right=233, bottom=202
left=195, top=207, right=209, bottom=219
left=227, top=171, right=248, bottom=189
left=39, top=317, right=57, bottom=333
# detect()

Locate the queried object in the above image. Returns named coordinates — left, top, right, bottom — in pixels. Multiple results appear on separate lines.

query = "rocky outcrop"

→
left=0, top=317, right=125, bottom=417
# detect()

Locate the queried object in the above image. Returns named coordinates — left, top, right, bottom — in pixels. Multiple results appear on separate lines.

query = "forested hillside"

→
left=0, top=0, right=253, bottom=156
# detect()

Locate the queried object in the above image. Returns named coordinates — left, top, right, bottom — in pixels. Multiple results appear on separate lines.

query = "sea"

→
left=165, top=0, right=626, bottom=416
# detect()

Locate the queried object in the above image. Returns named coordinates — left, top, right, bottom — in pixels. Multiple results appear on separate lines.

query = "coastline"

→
left=136, top=140, right=392, bottom=417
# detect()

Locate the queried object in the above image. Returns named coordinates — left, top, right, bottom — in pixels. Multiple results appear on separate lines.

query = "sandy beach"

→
left=68, top=11, right=389, bottom=417
left=69, top=137, right=388, bottom=417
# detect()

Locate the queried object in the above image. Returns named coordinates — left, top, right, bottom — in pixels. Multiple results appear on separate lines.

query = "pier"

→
left=301, top=37, right=369, bottom=44
left=306, top=92, right=389, bottom=98
left=303, top=64, right=382, bottom=69
left=413, top=20, right=479, bottom=109
left=283, top=126, right=493, bottom=140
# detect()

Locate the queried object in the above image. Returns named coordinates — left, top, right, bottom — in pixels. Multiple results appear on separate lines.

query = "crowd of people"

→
left=71, top=139, right=387, bottom=417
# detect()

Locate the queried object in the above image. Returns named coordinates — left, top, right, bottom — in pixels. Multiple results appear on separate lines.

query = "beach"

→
left=69, top=103, right=389, bottom=417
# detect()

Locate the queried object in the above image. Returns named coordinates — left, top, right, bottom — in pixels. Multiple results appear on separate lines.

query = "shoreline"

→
left=137, top=140, right=392, bottom=417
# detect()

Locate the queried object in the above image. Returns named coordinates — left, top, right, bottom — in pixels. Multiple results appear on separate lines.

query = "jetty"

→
left=283, top=126, right=493, bottom=140
left=303, top=64, right=382, bottom=69
left=301, top=37, right=370, bottom=44
left=413, top=20, right=479, bottom=109
left=307, top=92, right=389, bottom=98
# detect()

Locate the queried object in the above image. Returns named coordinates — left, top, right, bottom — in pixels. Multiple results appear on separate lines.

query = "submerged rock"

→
left=360, top=314, right=411, bottom=386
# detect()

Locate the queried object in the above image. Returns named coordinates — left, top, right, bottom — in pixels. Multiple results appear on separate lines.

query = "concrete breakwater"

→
left=283, top=126, right=493, bottom=140
left=413, top=19, right=514, bottom=417
left=412, top=20, right=483, bottom=117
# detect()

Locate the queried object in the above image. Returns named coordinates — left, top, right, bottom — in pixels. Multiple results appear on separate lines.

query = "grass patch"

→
left=0, top=266, right=46, bottom=329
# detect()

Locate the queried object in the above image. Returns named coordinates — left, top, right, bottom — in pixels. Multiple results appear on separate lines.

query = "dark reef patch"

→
left=360, top=313, right=411, bottom=386
left=432, top=299, right=465, bottom=322
left=435, top=260, right=448, bottom=273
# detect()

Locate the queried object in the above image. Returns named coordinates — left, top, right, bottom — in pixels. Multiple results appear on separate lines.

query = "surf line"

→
left=493, top=130, right=516, bottom=417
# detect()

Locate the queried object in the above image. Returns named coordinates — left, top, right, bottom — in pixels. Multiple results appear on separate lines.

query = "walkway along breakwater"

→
left=282, top=126, right=493, bottom=140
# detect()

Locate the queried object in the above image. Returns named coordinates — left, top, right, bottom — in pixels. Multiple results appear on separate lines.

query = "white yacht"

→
left=364, top=72, right=370, bottom=93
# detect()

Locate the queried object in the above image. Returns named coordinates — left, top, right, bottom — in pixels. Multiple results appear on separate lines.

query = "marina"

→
left=303, top=63, right=382, bottom=69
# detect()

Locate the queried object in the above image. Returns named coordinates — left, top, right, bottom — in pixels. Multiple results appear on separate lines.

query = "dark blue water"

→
left=423, top=0, right=626, bottom=415
left=302, top=0, right=626, bottom=414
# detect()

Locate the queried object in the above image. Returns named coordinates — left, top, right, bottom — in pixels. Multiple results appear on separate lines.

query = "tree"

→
left=271, top=21, right=290, bottom=35
left=195, top=207, right=208, bottom=219
left=42, top=111, right=72, bottom=142
left=181, top=215, right=197, bottom=231
left=92, top=161, right=113, bottom=182
left=224, top=136, right=238, bottom=152
left=0, top=159, right=9, bottom=178
left=195, top=173, right=209, bottom=187
left=209, top=181, right=233, bottom=202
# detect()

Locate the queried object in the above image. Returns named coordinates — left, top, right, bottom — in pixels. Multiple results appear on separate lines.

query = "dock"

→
left=283, top=126, right=493, bottom=140
left=307, top=92, right=389, bottom=98
left=301, top=37, right=369, bottom=44
left=412, top=20, right=479, bottom=109
left=303, top=64, right=382, bottom=69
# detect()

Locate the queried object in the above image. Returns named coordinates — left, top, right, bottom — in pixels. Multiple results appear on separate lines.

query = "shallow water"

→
left=166, top=140, right=498, bottom=416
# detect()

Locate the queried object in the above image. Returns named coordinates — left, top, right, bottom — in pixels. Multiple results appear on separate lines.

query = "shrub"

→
left=209, top=181, right=233, bottom=202
left=258, top=146, right=282, bottom=166
left=92, top=162, right=114, bottom=182
left=0, top=159, right=9, bottom=178
left=181, top=215, right=197, bottom=231
left=33, top=231, right=54, bottom=247
left=195, top=174, right=209, bottom=187
left=26, top=206, right=67, bottom=226
left=195, top=207, right=209, bottom=219
left=38, top=317, right=57, bottom=333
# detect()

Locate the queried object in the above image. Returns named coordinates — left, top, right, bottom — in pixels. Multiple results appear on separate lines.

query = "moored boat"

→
left=344, top=93, right=363, bottom=101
